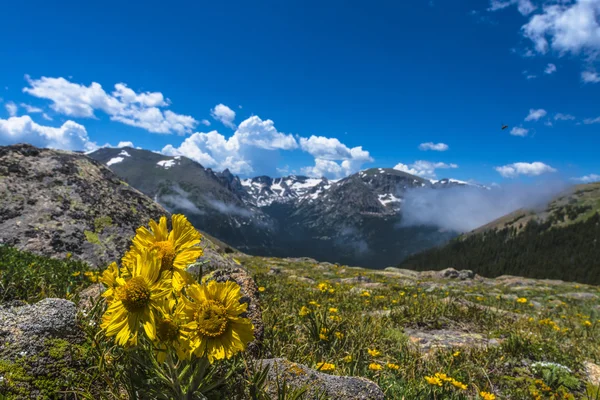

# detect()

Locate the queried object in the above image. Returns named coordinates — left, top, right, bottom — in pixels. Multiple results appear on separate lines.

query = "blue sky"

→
left=0, top=0, right=599, bottom=184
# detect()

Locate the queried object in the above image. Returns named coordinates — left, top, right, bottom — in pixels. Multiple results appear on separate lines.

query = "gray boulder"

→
left=258, top=358, right=384, bottom=400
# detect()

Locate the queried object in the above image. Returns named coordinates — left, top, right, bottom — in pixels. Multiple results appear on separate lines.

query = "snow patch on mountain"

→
left=106, top=157, right=125, bottom=166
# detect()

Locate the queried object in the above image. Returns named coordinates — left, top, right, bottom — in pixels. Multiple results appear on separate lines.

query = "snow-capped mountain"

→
left=240, top=175, right=332, bottom=207
left=87, top=147, right=473, bottom=268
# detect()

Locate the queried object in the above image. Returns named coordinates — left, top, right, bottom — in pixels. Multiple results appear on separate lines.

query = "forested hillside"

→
left=400, top=183, right=600, bottom=285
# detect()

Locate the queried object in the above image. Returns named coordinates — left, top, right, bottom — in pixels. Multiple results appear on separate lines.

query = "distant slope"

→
left=399, top=182, right=600, bottom=284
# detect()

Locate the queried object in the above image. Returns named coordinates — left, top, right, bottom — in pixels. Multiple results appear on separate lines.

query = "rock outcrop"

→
left=258, top=358, right=385, bottom=400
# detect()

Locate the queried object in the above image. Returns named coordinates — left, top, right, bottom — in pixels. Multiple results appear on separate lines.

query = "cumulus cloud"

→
left=201, top=119, right=211, bottom=126
left=162, top=115, right=301, bottom=176
left=495, top=161, right=557, bottom=178
left=42, top=113, right=53, bottom=121
left=582, top=70, right=600, bottom=83
left=510, top=126, right=529, bottom=136
left=5, top=102, right=17, bottom=117
left=0, top=115, right=96, bottom=151
left=544, top=63, right=557, bottom=74
left=210, top=104, right=236, bottom=129
left=571, top=173, right=600, bottom=183
left=554, top=113, right=575, bottom=120
left=525, top=108, right=547, bottom=121
left=300, top=135, right=373, bottom=178
left=393, top=160, right=458, bottom=179
left=117, top=141, right=134, bottom=148
left=488, top=0, right=536, bottom=15
left=418, top=142, right=449, bottom=151
left=521, top=0, right=600, bottom=56
left=23, top=76, right=197, bottom=134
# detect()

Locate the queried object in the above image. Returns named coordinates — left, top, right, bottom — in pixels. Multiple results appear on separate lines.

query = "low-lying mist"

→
left=399, top=181, right=570, bottom=233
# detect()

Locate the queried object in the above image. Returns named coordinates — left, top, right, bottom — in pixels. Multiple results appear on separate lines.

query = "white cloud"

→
left=210, top=104, right=236, bottom=129
left=582, top=70, right=600, bottom=83
left=161, top=115, right=301, bottom=175
left=393, top=160, right=458, bottom=179
left=489, top=0, right=536, bottom=15
left=510, top=126, right=529, bottom=136
left=0, top=115, right=97, bottom=151
left=544, top=63, right=557, bottom=74
left=299, top=135, right=373, bottom=178
left=201, top=119, right=211, bottom=126
left=418, top=142, right=449, bottom=151
left=5, top=102, right=17, bottom=117
left=19, top=103, right=43, bottom=113
left=523, top=70, right=537, bottom=79
left=583, top=116, right=600, bottom=124
left=236, top=116, right=297, bottom=150
left=117, top=141, right=134, bottom=148
left=300, top=136, right=352, bottom=160
left=554, top=113, right=575, bottom=120
left=495, top=162, right=557, bottom=178
left=521, top=0, right=600, bottom=56
left=571, top=174, right=600, bottom=183
left=42, top=113, right=53, bottom=121
left=525, top=108, right=547, bottom=121
left=23, top=76, right=197, bottom=134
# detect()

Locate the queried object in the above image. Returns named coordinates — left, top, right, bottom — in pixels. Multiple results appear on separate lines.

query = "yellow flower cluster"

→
left=424, top=372, right=467, bottom=390
left=517, top=297, right=528, bottom=304
left=538, top=318, right=560, bottom=331
left=99, top=214, right=254, bottom=364
left=479, top=391, right=496, bottom=400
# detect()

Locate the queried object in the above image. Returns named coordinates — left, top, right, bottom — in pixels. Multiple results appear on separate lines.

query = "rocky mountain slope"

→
left=399, top=182, right=600, bottom=284
left=88, top=147, right=471, bottom=268
left=0, top=144, right=239, bottom=269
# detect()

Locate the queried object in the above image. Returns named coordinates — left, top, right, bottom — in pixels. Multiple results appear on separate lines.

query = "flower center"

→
left=195, top=300, right=228, bottom=338
left=152, top=241, right=176, bottom=271
left=157, top=318, right=179, bottom=342
left=118, top=276, right=151, bottom=313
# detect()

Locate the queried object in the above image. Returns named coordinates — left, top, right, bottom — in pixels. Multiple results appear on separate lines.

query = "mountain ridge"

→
left=87, top=146, right=471, bottom=267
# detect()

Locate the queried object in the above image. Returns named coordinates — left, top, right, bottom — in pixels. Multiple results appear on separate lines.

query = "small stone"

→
left=584, top=361, right=600, bottom=386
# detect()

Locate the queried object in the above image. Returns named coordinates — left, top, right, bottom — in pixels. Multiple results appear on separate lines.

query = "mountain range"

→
left=87, top=147, right=472, bottom=267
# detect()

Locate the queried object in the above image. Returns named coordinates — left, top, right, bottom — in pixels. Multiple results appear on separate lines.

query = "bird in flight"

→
left=501, top=124, right=508, bottom=130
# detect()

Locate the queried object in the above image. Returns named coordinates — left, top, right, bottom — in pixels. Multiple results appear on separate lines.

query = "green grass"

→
left=0, top=245, right=94, bottom=303
left=243, top=256, right=600, bottom=399
left=1, top=246, right=599, bottom=398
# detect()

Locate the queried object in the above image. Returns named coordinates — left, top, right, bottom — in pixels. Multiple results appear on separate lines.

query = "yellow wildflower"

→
left=425, top=376, right=443, bottom=386
left=316, top=362, right=335, bottom=372
left=123, top=214, right=202, bottom=292
left=328, top=288, right=335, bottom=294
left=517, top=297, right=527, bottom=304
left=584, top=320, right=592, bottom=327
left=181, top=280, right=254, bottom=363
left=480, top=392, right=496, bottom=400
left=99, top=262, right=121, bottom=303
left=387, top=363, right=400, bottom=370
left=71, top=271, right=81, bottom=277
left=449, top=379, right=467, bottom=390
left=329, top=307, right=338, bottom=313
left=360, top=291, right=371, bottom=297
left=453, top=351, right=460, bottom=357
left=317, top=283, right=329, bottom=292
left=258, top=286, right=266, bottom=292
left=299, top=306, right=311, bottom=316
left=100, top=249, right=172, bottom=346
left=308, top=300, right=321, bottom=307
left=368, top=348, right=381, bottom=357
left=368, top=363, right=383, bottom=371
left=343, top=355, right=353, bottom=363
left=334, top=331, right=344, bottom=339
